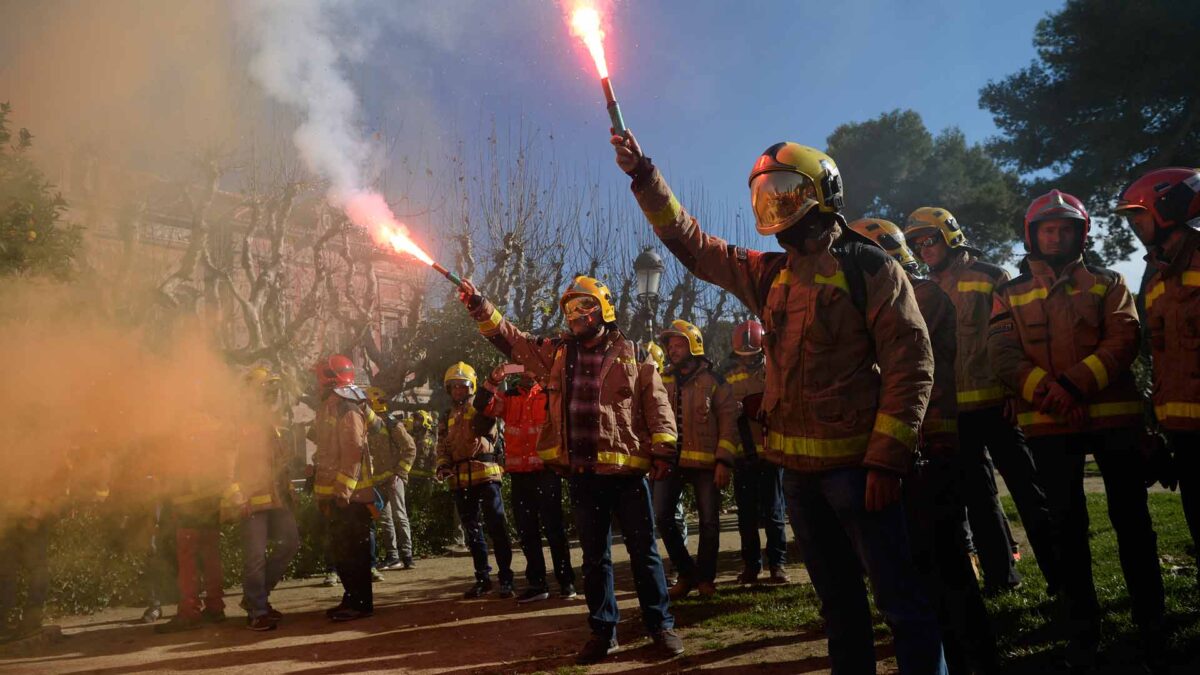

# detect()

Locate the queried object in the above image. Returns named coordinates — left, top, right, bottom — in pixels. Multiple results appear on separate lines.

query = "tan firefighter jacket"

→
left=661, top=360, right=738, bottom=469
left=725, top=359, right=766, bottom=460
left=312, top=391, right=376, bottom=504
left=436, top=398, right=502, bottom=489
left=931, top=251, right=1011, bottom=412
left=1141, top=227, right=1200, bottom=432
left=912, top=277, right=959, bottom=458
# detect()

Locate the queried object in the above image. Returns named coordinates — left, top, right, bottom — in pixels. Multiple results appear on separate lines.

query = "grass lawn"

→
left=671, top=492, right=1199, bottom=673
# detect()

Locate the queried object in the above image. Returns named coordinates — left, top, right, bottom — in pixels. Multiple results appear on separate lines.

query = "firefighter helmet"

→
left=748, top=142, right=844, bottom=235
left=659, top=319, right=705, bottom=356
left=904, top=207, right=968, bottom=249
left=443, top=361, right=477, bottom=394
left=645, top=341, right=665, bottom=373
left=1024, top=189, right=1090, bottom=254
left=732, top=319, right=764, bottom=356
left=560, top=275, right=617, bottom=324
left=1116, top=167, right=1200, bottom=245
left=365, top=386, right=390, bottom=414
left=314, top=354, right=355, bottom=389
left=849, top=218, right=917, bottom=271
left=245, top=365, right=281, bottom=387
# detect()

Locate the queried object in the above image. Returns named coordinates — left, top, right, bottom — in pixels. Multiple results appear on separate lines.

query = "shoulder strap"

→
left=833, top=242, right=869, bottom=315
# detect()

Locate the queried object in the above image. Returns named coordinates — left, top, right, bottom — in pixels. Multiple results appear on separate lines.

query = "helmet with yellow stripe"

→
left=848, top=218, right=917, bottom=272
left=560, top=275, right=617, bottom=324
left=748, top=143, right=844, bottom=235
left=443, top=362, right=477, bottom=394
left=904, top=206, right=967, bottom=249
left=659, top=319, right=705, bottom=356
left=365, top=386, right=390, bottom=414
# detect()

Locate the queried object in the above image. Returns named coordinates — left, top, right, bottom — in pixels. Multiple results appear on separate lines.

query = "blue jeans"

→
left=783, top=467, right=946, bottom=675
left=242, top=507, right=300, bottom=618
left=734, top=459, right=788, bottom=572
left=569, top=473, right=673, bottom=639
left=511, top=471, right=575, bottom=587
left=454, top=482, right=514, bottom=584
left=653, top=467, right=721, bottom=583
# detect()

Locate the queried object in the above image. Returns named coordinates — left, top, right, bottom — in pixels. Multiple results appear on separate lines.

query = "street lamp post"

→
left=633, top=247, right=665, bottom=344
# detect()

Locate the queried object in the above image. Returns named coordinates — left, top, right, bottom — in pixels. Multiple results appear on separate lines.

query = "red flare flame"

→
left=344, top=191, right=434, bottom=267
left=569, top=4, right=609, bottom=79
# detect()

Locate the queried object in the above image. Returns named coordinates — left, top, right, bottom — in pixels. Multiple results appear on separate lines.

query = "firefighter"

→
left=235, top=366, right=300, bottom=631
left=365, top=387, right=418, bottom=572
left=851, top=218, right=998, bottom=674
left=1119, top=167, right=1200, bottom=584
left=904, top=206, right=1057, bottom=596
left=654, top=319, right=737, bottom=599
left=615, top=134, right=945, bottom=673
left=646, top=339, right=689, bottom=586
left=725, top=319, right=790, bottom=586
left=988, top=190, right=1165, bottom=668
left=436, top=362, right=515, bottom=600
left=312, top=354, right=379, bottom=622
left=457, top=275, right=684, bottom=664
left=478, top=364, right=577, bottom=602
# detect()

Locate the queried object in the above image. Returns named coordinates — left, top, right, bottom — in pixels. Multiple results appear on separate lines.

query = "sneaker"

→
left=697, top=581, right=717, bottom=597
left=377, top=557, right=402, bottom=571
left=400, top=558, right=416, bottom=570
left=517, top=586, right=550, bottom=604
left=247, top=615, right=278, bottom=632
left=464, top=577, right=492, bottom=599
left=371, top=568, right=386, bottom=583
left=321, top=572, right=338, bottom=587
left=576, top=634, right=618, bottom=665
left=668, top=578, right=695, bottom=601
left=238, top=597, right=283, bottom=621
left=154, top=615, right=201, bottom=634
left=767, top=566, right=791, bottom=584
left=141, top=605, right=162, bottom=623
left=559, top=583, right=578, bottom=599
left=498, top=580, right=515, bottom=599
left=736, top=567, right=760, bottom=584
left=200, top=609, right=226, bottom=624
left=651, top=627, right=685, bottom=657
left=329, top=607, right=373, bottom=622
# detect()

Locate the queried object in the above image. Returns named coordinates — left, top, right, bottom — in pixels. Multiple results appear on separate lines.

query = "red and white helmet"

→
left=1024, top=189, right=1090, bottom=255
left=314, top=354, right=355, bottom=389
left=732, top=319, right=763, bottom=356
left=1116, top=167, right=1200, bottom=245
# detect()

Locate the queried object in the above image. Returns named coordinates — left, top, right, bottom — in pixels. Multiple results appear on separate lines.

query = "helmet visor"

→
left=750, top=172, right=819, bottom=233
left=563, top=295, right=600, bottom=322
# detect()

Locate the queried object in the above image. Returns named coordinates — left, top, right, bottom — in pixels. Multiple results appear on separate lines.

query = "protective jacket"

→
left=1141, top=227, right=1200, bottom=432
left=469, top=300, right=678, bottom=475
left=368, top=421, right=418, bottom=485
left=988, top=256, right=1142, bottom=437
left=912, top=277, right=959, bottom=458
left=480, top=383, right=548, bottom=473
left=313, top=389, right=376, bottom=503
left=435, top=398, right=502, bottom=488
left=632, top=168, right=933, bottom=474
left=661, top=360, right=738, bottom=469
left=725, top=359, right=766, bottom=460
left=931, top=251, right=1010, bottom=412
left=235, top=425, right=294, bottom=514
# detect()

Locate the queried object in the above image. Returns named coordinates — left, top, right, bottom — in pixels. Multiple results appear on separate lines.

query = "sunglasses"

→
left=909, top=236, right=942, bottom=250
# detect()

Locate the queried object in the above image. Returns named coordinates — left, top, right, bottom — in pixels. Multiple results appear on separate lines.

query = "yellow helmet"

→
left=560, top=275, right=617, bottom=324
left=645, top=341, right=665, bottom=373
left=443, top=362, right=477, bottom=394
left=415, top=409, right=432, bottom=427
left=904, top=206, right=968, bottom=249
left=748, top=142, right=844, bottom=235
left=365, top=386, right=389, bottom=414
left=244, top=366, right=281, bottom=388
left=659, top=319, right=705, bottom=357
left=403, top=417, right=415, bottom=432
left=848, top=218, right=917, bottom=270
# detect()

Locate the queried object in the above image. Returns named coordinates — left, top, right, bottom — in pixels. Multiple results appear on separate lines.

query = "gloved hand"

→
left=649, top=458, right=674, bottom=482
left=1140, top=429, right=1178, bottom=491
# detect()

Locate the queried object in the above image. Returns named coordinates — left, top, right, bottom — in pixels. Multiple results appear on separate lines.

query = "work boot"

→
left=497, top=580, right=515, bottom=599
left=464, top=577, right=492, bottom=599
left=668, top=577, right=696, bottom=601
left=516, top=585, right=549, bottom=604
left=736, top=567, right=760, bottom=584
left=559, top=582, right=578, bottom=599
left=324, top=604, right=348, bottom=619
left=154, top=615, right=201, bottom=634
left=329, top=607, right=373, bottom=622
left=576, top=634, right=618, bottom=664
left=238, top=597, right=283, bottom=621
left=767, top=566, right=791, bottom=584
left=321, top=572, right=338, bottom=587
left=651, top=627, right=685, bottom=657
left=697, top=581, right=717, bottom=597
left=247, top=615, right=278, bottom=632
left=200, top=609, right=226, bottom=624
left=370, top=568, right=385, bottom=583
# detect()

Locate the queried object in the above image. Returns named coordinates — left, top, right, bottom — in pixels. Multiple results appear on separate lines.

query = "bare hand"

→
left=864, top=469, right=902, bottom=512
left=611, top=130, right=643, bottom=173
left=489, top=364, right=508, bottom=386
left=714, top=463, right=732, bottom=489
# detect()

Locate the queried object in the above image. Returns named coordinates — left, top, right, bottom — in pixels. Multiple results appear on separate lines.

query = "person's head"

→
left=847, top=218, right=918, bottom=274
left=443, top=361, right=477, bottom=404
left=748, top=142, right=844, bottom=250
left=366, top=386, right=390, bottom=414
left=314, top=354, right=355, bottom=392
left=1024, top=190, right=1089, bottom=265
left=658, top=320, right=704, bottom=368
left=645, top=341, right=666, bottom=373
left=1116, top=167, right=1200, bottom=248
left=560, top=276, right=616, bottom=341
left=245, top=365, right=282, bottom=405
left=904, top=207, right=968, bottom=273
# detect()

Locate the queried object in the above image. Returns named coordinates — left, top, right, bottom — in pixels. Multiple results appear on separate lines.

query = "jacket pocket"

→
left=1071, top=293, right=1102, bottom=350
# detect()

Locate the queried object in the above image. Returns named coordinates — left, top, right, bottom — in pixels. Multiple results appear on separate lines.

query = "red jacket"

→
left=482, top=383, right=548, bottom=473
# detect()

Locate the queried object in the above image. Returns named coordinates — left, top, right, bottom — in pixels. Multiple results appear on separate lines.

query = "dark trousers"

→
left=0, top=520, right=49, bottom=627
left=1029, top=429, right=1165, bottom=643
left=783, top=467, right=947, bottom=675
left=653, top=467, right=721, bottom=583
left=1167, top=432, right=1200, bottom=572
left=734, top=458, right=788, bottom=573
left=330, top=502, right=374, bottom=611
left=959, top=406, right=1059, bottom=590
left=510, top=471, right=575, bottom=587
left=569, top=473, right=673, bottom=640
left=454, top=482, right=514, bottom=584
left=905, top=459, right=998, bottom=675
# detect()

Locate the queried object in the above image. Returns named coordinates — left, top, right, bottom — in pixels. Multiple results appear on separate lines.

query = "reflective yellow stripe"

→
left=1017, top=401, right=1142, bottom=426
left=925, top=418, right=959, bottom=434
left=249, top=494, right=274, bottom=506
left=766, top=431, right=870, bottom=458
left=679, top=450, right=714, bottom=464
left=478, top=308, right=503, bottom=333
left=409, top=468, right=432, bottom=478
left=537, top=446, right=563, bottom=461
left=335, top=473, right=358, bottom=490
left=1082, top=354, right=1109, bottom=390
left=1088, top=284, right=1108, bottom=297
left=815, top=270, right=849, bottom=293
left=957, top=387, right=1006, bottom=404
left=726, top=372, right=749, bottom=383
left=873, top=413, right=918, bottom=448
left=222, top=483, right=242, bottom=498
left=1145, top=281, right=1166, bottom=310
left=661, top=375, right=675, bottom=383
left=455, top=464, right=503, bottom=480
left=717, top=439, right=737, bottom=455
left=651, top=433, right=677, bottom=445
left=363, top=470, right=393, bottom=487
left=398, top=461, right=413, bottom=474
left=95, top=489, right=110, bottom=499
left=957, top=281, right=994, bottom=294
left=1009, top=287, right=1048, bottom=307
left=1023, top=367, right=1048, bottom=403
left=314, top=484, right=335, bottom=496
left=1156, top=402, right=1200, bottom=420
left=596, top=452, right=651, bottom=470
left=646, top=192, right=682, bottom=228
left=772, top=269, right=793, bottom=288
left=1184, top=271, right=1200, bottom=287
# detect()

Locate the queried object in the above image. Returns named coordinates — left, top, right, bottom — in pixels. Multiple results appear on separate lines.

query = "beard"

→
left=568, top=313, right=602, bottom=340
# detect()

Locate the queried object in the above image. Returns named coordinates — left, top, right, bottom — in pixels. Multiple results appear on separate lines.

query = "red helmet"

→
left=1116, top=168, right=1200, bottom=245
left=314, top=354, right=355, bottom=388
left=732, top=319, right=763, bottom=356
left=1023, top=189, right=1090, bottom=255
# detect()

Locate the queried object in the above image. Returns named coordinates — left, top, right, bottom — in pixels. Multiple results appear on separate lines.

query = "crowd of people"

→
left=1, top=144, right=1197, bottom=675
